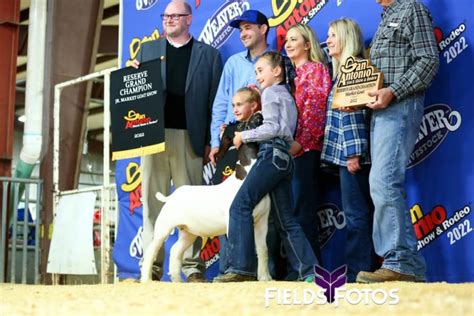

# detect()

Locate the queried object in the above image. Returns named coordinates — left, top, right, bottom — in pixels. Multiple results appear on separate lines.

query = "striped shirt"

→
left=370, top=0, right=439, bottom=100
left=241, top=84, right=297, bottom=144
left=210, top=50, right=296, bottom=149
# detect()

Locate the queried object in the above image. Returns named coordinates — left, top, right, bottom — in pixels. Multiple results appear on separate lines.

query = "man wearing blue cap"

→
left=208, top=10, right=270, bottom=165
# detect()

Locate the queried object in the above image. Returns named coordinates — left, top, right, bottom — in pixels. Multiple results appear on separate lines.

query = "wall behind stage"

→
left=113, top=0, right=473, bottom=282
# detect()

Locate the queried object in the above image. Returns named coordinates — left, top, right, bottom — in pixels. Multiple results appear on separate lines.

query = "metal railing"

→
left=52, top=67, right=118, bottom=284
left=0, top=177, right=42, bottom=284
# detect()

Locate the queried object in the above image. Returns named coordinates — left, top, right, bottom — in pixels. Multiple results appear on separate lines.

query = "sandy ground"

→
left=0, top=281, right=473, bottom=316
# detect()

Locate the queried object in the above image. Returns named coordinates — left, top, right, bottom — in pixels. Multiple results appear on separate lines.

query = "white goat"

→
left=140, top=142, right=272, bottom=282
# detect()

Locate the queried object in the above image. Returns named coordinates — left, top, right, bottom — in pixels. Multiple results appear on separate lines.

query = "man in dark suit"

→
left=131, top=0, right=222, bottom=282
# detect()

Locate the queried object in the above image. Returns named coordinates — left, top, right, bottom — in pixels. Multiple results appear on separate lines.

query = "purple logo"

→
left=314, top=265, right=347, bottom=303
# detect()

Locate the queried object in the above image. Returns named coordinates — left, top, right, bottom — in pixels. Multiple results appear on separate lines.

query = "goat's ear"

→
left=248, top=113, right=263, bottom=129
left=215, top=136, right=232, bottom=161
left=235, top=164, right=247, bottom=180
left=236, top=122, right=246, bottom=132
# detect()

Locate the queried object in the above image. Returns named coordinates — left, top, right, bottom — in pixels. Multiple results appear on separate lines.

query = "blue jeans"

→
left=369, top=95, right=426, bottom=279
left=217, top=235, right=241, bottom=275
left=340, top=165, right=377, bottom=282
left=227, top=139, right=317, bottom=279
left=266, top=211, right=285, bottom=279
left=219, top=224, right=281, bottom=278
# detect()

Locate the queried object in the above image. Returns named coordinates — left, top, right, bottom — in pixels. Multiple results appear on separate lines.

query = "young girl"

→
left=215, top=51, right=317, bottom=282
left=213, top=87, right=263, bottom=278
left=212, top=87, right=262, bottom=185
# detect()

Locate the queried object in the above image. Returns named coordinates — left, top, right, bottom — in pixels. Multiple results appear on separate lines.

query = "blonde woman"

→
left=321, top=18, right=377, bottom=282
left=284, top=24, right=332, bottom=271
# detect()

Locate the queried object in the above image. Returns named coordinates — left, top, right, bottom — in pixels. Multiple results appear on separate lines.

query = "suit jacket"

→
left=137, top=38, right=222, bottom=157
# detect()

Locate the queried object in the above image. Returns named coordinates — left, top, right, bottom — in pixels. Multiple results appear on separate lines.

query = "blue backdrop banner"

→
left=112, top=157, right=143, bottom=279
left=114, top=0, right=473, bottom=282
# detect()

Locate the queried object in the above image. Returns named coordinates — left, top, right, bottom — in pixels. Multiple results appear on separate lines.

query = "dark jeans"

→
left=340, top=165, right=377, bottom=282
left=219, top=225, right=281, bottom=278
left=226, top=139, right=317, bottom=279
left=291, top=150, right=322, bottom=262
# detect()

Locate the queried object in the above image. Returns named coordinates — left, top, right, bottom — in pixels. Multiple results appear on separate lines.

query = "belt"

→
left=260, top=137, right=290, bottom=150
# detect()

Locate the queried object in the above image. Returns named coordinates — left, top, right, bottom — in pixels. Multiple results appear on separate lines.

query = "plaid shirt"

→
left=370, top=0, right=439, bottom=100
left=321, top=86, right=371, bottom=167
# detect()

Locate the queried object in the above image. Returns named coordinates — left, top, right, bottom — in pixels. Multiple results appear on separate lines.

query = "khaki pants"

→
left=141, top=129, right=205, bottom=276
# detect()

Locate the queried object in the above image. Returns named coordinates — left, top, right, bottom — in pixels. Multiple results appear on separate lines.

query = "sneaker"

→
left=356, top=268, right=416, bottom=283
left=187, top=272, right=206, bottom=283
left=213, top=273, right=257, bottom=283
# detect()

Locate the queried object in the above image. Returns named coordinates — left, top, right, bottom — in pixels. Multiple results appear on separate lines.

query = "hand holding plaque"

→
left=331, top=56, right=384, bottom=110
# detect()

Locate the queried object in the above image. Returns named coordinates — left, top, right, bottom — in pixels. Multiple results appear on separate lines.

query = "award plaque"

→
left=110, top=58, right=165, bottom=160
left=332, top=56, right=384, bottom=109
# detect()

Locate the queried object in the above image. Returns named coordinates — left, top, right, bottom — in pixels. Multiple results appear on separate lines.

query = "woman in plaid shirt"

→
left=321, top=18, right=377, bottom=282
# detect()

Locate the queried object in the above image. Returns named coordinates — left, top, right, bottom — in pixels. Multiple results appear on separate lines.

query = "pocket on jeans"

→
left=272, top=148, right=290, bottom=171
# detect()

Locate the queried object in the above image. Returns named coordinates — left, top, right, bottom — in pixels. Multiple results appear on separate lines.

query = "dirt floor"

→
left=0, top=281, right=473, bottom=316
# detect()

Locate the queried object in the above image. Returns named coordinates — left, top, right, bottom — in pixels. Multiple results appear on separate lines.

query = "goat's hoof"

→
left=140, top=277, right=151, bottom=283
left=170, top=275, right=183, bottom=283
left=258, top=275, right=273, bottom=282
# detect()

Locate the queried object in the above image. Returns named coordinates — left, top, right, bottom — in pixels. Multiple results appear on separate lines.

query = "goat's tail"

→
left=155, top=192, right=168, bottom=203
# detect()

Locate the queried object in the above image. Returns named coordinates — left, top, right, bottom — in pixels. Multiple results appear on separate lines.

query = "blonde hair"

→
left=235, top=87, right=262, bottom=111
left=328, top=18, right=365, bottom=78
left=287, top=24, right=327, bottom=66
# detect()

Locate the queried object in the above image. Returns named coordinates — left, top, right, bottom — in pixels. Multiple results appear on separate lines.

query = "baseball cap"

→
left=229, top=10, right=269, bottom=28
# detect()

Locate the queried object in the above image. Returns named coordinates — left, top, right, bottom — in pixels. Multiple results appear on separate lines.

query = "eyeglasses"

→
left=160, top=13, right=190, bottom=21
